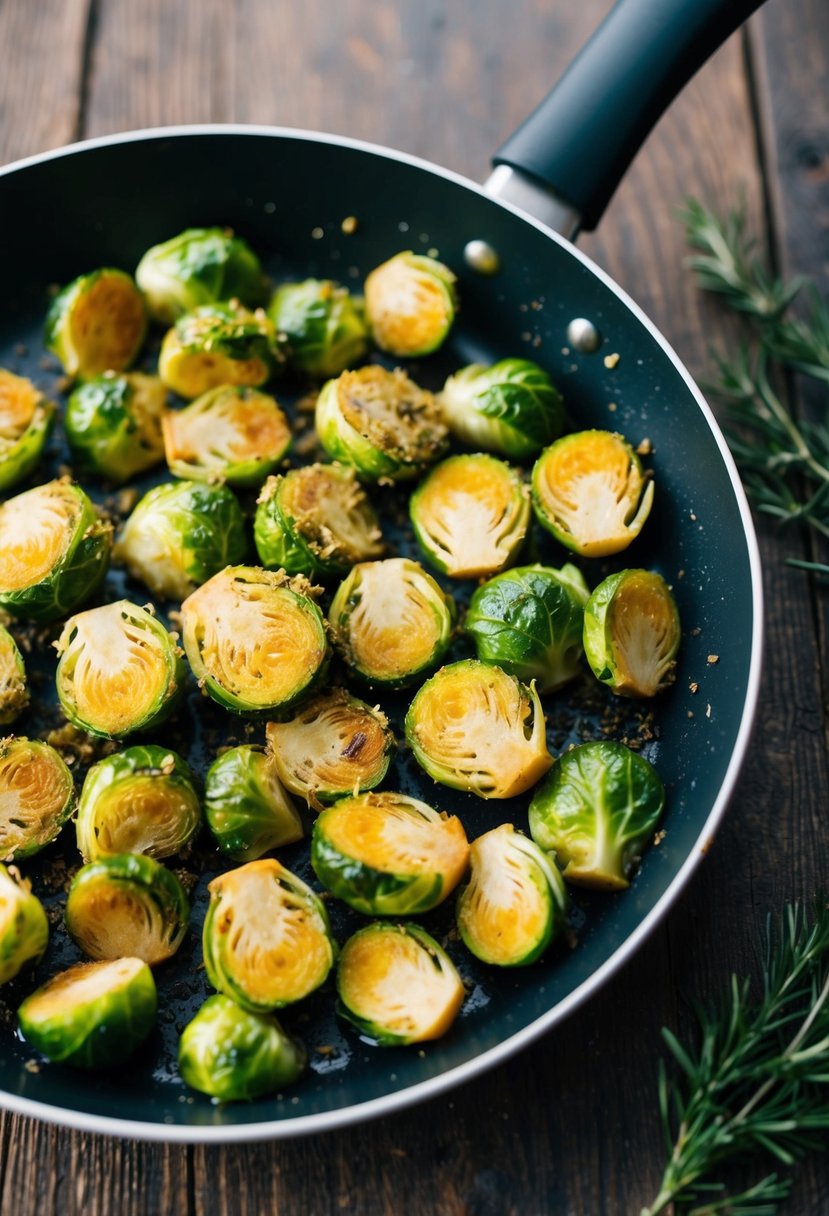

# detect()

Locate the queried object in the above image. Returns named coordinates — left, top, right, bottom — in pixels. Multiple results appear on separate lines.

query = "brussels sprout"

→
left=405, top=659, right=552, bottom=799
left=254, top=464, right=383, bottom=578
left=337, top=922, right=463, bottom=1046
left=0, top=738, right=74, bottom=862
left=136, top=227, right=265, bottom=324
left=465, top=564, right=590, bottom=693
left=17, top=958, right=157, bottom=1069
left=439, top=359, right=564, bottom=459
left=364, top=251, right=457, bottom=357
left=75, top=745, right=200, bottom=863
left=266, top=688, right=394, bottom=806
left=204, top=745, right=304, bottom=863
left=0, top=369, right=54, bottom=492
left=456, top=824, right=568, bottom=967
left=531, top=430, right=654, bottom=557
left=114, top=480, right=247, bottom=602
left=0, top=479, right=112, bottom=623
left=329, top=558, right=454, bottom=689
left=55, top=599, right=184, bottom=739
left=44, top=268, right=147, bottom=378
left=268, top=279, right=369, bottom=378
left=0, top=625, right=28, bottom=725
left=583, top=569, right=681, bottom=697
left=181, top=566, right=329, bottom=714
left=410, top=453, right=530, bottom=579
left=528, top=740, right=665, bottom=890
left=0, top=863, right=49, bottom=984
left=203, top=858, right=336, bottom=1011
left=178, top=994, right=306, bottom=1100
left=315, top=365, right=447, bottom=482
left=65, top=371, right=166, bottom=482
left=311, top=791, right=469, bottom=917
left=158, top=300, right=282, bottom=400
left=162, top=385, right=291, bottom=486
left=65, top=852, right=190, bottom=964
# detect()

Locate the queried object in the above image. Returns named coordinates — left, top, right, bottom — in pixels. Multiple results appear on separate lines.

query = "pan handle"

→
left=486, top=0, right=765, bottom=236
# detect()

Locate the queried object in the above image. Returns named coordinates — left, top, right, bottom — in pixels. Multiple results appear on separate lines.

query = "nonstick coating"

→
left=0, top=128, right=761, bottom=1140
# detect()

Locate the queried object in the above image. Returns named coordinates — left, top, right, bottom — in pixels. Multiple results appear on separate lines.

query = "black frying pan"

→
left=0, top=0, right=764, bottom=1140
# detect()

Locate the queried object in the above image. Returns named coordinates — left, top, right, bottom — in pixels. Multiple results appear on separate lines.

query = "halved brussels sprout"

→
left=465, top=564, right=590, bottom=693
left=17, top=958, right=157, bottom=1069
left=162, top=385, right=291, bottom=486
left=269, top=279, right=369, bottom=378
left=405, top=659, right=552, bottom=799
left=136, top=227, right=265, bottom=324
left=65, top=853, right=189, bottom=964
left=181, top=566, right=329, bottom=714
left=337, top=922, right=463, bottom=1045
left=328, top=558, right=454, bottom=689
left=0, top=369, right=54, bottom=492
left=0, top=625, right=28, bottom=725
left=55, top=600, right=184, bottom=739
left=178, top=994, right=306, bottom=1101
left=203, top=858, right=336, bottom=1011
left=528, top=740, right=665, bottom=890
left=266, top=689, right=394, bottom=806
left=583, top=569, right=681, bottom=697
left=44, top=268, right=147, bottom=378
left=456, top=824, right=568, bottom=967
left=65, top=372, right=166, bottom=482
left=0, top=738, right=74, bottom=862
left=0, top=863, right=49, bottom=984
left=364, top=251, right=457, bottom=357
left=254, top=464, right=383, bottom=578
left=315, top=365, right=448, bottom=482
left=410, top=454, right=530, bottom=579
left=204, top=745, right=304, bottom=863
left=76, top=745, right=200, bottom=863
left=158, top=301, right=282, bottom=400
left=531, top=430, right=655, bottom=557
left=439, top=359, right=564, bottom=459
left=0, top=479, right=112, bottom=623
left=312, top=791, right=469, bottom=916
left=114, top=480, right=247, bottom=602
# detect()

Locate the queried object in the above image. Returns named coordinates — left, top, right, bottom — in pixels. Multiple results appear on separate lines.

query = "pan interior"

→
left=0, top=131, right=756, bottom=1136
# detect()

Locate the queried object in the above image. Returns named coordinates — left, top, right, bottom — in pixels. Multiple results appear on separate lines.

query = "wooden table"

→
left=1, top=1, right=828, bottom=1211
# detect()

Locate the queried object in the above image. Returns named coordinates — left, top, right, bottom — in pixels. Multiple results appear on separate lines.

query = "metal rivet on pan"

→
left=463, top=239, right=500, bottom=275
left=566, top=317, right=602, bottom=352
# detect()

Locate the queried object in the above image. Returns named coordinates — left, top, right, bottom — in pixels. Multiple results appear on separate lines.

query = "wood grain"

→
left=0, top=0, right=92, bottom=162
left=1, top=0, right=828, bottom=1212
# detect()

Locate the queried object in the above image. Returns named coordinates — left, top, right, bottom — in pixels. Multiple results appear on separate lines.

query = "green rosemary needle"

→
left=681, top=199, right=829, bottom=571
left=643, top=903, right=829, bottom=1216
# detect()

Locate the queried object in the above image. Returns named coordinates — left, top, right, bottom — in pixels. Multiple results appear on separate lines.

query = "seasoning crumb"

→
left=706, top=703, right=712, bottom=718
left=689, top=682, right=699, bottom=694
left=604, top=352, right=620, bottom=369
left=24, top=1060, right=40, bottom=1074
left=608, top=401, right=617, bottom=412
left=707, top=654, right=719, bottom=665
left=315, top=1045, right=334, bottom=1055
left=636, top=437, right=653, bottom=456
left=311, top=226, right=324, bottom=240
left=653, top=829, right=667, bottom=846
left=341, top=216, right=358, bottom=235
left=687, top=711, right=694, bottom=719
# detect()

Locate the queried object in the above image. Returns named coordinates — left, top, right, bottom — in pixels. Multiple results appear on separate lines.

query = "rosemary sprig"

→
left=681, top=200, right=829, bottom=571
left=643, top=903, right=829, bottom=1216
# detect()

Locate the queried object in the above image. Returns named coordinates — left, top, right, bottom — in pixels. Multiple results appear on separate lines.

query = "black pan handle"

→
left=490, top=0, right=765, bottom=233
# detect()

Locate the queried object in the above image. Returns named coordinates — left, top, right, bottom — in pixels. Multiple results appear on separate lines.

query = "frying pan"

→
left=0, top=0, right=764, bottom=1140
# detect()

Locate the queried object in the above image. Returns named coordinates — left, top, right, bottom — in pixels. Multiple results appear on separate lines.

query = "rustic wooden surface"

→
left=0, top=0, right=828, bottom=1212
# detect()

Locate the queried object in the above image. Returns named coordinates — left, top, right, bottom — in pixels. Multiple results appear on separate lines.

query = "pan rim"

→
left=0, top=123, right=763, bottom=1143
